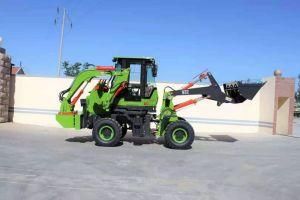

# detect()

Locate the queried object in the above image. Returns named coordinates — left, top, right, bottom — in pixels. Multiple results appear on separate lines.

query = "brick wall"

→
left=0, top=47, right=11, bottom=123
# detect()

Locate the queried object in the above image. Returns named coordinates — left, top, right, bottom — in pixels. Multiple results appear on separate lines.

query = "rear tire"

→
left=92, top=118, right=122, bottom=147
left=164, top=120, right=194, bottom=149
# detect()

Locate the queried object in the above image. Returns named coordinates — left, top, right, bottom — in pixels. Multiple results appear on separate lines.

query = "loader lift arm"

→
left=157, top=71, right=264, bottom=136
left=170, top=72, right=227, bottom=108
left=171, top=71, right=264, bottom=108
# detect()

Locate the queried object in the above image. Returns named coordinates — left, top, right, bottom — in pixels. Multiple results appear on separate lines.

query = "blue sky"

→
left=0, top=0, right=299, bottom=83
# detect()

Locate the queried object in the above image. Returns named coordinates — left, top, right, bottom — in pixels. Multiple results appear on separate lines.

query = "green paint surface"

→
left=56, top=114, right=74, bottom=128
left=157, top=91, right=179, bottom=136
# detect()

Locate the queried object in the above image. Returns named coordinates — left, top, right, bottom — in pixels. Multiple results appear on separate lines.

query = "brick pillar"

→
left=0, top=47, right=11, bottom=123
left=273, top=77, right=295, bottom=135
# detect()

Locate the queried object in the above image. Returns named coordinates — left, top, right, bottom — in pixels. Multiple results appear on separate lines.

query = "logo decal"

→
left=182, top=90, right=189, bottom=95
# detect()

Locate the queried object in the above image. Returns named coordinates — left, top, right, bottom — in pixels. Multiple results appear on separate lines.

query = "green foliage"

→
left=62, top=61, right=94, bottom=77
left=82, top=62, right=94, bottom=70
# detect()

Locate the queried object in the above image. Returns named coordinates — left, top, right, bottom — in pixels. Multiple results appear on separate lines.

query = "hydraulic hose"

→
left=59, top=87, right=71, bottom=102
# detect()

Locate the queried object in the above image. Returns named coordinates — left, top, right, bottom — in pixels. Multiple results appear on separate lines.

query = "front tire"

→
left=92, top=118, right=122, bottom=147
left=164, top=120, right=195, bottom=149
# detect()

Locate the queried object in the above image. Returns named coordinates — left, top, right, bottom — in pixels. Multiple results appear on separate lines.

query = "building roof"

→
left=11, top=67, right=25, bottom=75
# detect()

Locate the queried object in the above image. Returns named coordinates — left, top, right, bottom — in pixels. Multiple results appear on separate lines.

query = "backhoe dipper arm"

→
left=59, top=67, right=114, bottom=113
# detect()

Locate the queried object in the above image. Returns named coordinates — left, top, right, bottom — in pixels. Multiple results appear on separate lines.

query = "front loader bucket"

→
left=223, top=81, right=265, bottom=103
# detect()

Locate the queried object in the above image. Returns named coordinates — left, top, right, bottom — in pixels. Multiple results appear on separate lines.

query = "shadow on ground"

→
left=195, top=135, right=238, bottom=142
left=65, top=134, right=238, bottom=145
left=277, top=134, right=300, bottom=138
left=66, top=136, right=94, bottom=143
left=65, top=135, right=164, bottom=146
left=123, top=136, right=164, bottom=145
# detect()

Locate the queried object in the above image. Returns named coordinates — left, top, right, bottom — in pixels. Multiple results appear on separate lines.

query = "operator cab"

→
left=113, top=57, right=158, bottom=101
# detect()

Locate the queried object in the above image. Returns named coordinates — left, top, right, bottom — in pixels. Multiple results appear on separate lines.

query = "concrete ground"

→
left=0, top=120, right=299, bottom=200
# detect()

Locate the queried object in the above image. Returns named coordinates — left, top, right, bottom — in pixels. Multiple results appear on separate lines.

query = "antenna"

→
left=55, top=7, right=72, bottom=77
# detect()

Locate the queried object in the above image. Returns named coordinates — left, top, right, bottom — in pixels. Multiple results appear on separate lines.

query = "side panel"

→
left=116, top=88, right=158, bottom=108
left=56, top=114, right=74, bottom=128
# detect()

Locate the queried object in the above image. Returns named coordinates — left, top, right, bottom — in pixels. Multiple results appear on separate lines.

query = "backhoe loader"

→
left=56, top=57, right=264, bottom=149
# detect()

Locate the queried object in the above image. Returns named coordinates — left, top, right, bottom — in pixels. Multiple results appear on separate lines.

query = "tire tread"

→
left=92, top=118, right=122, bottom=147
left=164, top=120, right=195, bottom=149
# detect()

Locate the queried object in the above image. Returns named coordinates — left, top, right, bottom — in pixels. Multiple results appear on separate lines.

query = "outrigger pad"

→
left=223, top=81, right=265, bottom=103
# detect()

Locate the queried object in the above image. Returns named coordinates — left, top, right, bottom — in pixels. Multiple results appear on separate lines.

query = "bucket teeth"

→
left=223, top=81, right=265, bottom=103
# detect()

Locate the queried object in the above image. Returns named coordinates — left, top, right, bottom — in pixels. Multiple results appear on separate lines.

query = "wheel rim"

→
left=99, top=125, right=115, bottom=142
left=171, top=128, right=188, bottom=144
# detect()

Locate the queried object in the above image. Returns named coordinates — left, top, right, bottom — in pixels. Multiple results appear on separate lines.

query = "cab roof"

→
left=112, top=56, right=155, bottom=62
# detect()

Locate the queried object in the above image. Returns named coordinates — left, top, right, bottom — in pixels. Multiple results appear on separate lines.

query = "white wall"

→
left=258, top=77, right=276, bottom=134
left=9, top=75, right=275, bottom=134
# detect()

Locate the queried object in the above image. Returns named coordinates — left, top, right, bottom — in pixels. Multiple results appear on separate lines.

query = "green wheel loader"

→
left=56, top=57, right=264, bottom=149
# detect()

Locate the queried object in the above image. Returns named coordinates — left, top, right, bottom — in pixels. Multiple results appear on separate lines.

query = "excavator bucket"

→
left=223, top=81, right=265, bottom=103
